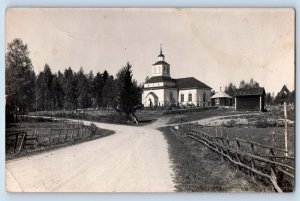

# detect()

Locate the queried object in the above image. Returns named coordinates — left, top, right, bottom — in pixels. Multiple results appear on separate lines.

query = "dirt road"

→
left=6, top=118, right=175, bottom=192
left=6, top=113, right=255, bottom=192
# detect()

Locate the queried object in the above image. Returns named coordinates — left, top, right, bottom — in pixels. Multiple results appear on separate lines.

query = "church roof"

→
left=158, top=53, right=165, bottom=57
left=153, top=60, right=169, bottom=65
left=145, top=76, right=211, bottom=89
left=145, top=76, right=174, bottom=83
left=175, top=77, right=212, bottom=89
left=211, top=91, right=232, bottom=99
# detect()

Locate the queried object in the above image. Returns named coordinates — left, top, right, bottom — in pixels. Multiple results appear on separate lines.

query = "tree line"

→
left=224, top=79, right=295, bottom=105
left=6, top=39, right=142, bottom=122
left=35, top=65, right=118, bottom=111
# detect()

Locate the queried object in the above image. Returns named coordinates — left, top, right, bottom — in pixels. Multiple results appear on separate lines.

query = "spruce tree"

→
left=116, top=62, right=142, bottom=123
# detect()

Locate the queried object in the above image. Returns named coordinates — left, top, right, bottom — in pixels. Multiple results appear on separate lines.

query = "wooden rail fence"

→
left=6, top=124, right=97, bottom=155
left=177, top=123, right=294, bottom=192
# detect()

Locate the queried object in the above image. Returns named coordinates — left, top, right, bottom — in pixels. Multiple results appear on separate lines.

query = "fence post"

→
left=13, top=133, right=19, bottom=153
left=250, top=158, right=255, bottom=178
left=64, top=129, right=68, bottom=142
left=226, top=139, right=230, bottom=147
left=235, top=139, right=242, bottom=171
left=284, top=102, right=288, bottom=156
left=272, top=130, right=275, bottom=148
left=251, top=142, right=255, bottom=154
left=58, top=129, right=62, bottom=143
left=221, top=126, right=223, bottom=138
left=219, top=147, right=224, bottom=161
left=48, top=129, right=52, bottom=145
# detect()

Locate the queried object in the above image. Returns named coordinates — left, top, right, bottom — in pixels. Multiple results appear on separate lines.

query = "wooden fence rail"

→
left=178, top=123, right=294, bottom=192
left=6, top=125, right=98, bottom=155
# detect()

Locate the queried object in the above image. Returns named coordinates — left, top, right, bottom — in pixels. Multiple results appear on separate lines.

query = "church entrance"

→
left=145, top=92, right=158, bottom=107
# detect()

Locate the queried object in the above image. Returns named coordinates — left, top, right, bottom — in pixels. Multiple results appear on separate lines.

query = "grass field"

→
left=201, top=126, right=295, bottom=155
left=160, top=126, right=274, bottom=192
left=167, top=108, right=255, bottom=124
left=31, top=109, right=162, bottom=125
left=160, top=106, right=294, bottom=192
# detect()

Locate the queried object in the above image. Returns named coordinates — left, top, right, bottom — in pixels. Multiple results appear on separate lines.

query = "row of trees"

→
left=224, top=79, right=295, bottom=105
left=224, top=78, right=260, bottom=98
left=35, top=65, right=117, bottom=111
left=6, top=39, right=142, bottom=122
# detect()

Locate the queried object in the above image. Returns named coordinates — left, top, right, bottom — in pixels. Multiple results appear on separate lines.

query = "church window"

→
left=203, top=92, right=206, bottom=102
left=188, top=94, right=192, bottom=101
left=181, top=94, right=184, bottom=102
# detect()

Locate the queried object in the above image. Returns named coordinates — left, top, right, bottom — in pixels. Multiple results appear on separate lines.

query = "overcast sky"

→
left=6, top=8, right=295, bottom=94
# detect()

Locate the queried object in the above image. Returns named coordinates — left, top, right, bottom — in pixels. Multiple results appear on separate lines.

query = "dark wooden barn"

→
left=235, top=87, right=266, bottom=111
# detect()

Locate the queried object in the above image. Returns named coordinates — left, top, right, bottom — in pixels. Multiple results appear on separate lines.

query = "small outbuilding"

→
left=235, top=87, right=266, bottom=111
left=211, top=91, right=233, bottom=106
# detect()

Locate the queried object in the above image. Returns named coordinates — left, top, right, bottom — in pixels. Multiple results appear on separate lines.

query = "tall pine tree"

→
left=5, top=38, right=36, bottom=117
left=116, top=62, right=142, bottom=123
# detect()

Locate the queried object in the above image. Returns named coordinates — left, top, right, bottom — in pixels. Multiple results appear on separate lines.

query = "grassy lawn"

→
left=160, top=126, right=273, bottom=192
left=167, top=108, right=253, bottom=124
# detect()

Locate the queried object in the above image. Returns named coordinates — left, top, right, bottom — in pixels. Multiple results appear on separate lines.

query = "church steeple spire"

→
left=158, top=44, right=165, bottom=61
left=160, top=44, right=163, bottom=54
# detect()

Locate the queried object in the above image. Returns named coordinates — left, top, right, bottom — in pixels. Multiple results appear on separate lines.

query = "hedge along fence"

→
left=177, top=123, right=294, bottom=192
left=6, top=122, right=109, bottom=157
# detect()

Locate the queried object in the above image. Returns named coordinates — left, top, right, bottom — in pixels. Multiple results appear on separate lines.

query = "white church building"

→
left=142, top=48, right=212, bottom=107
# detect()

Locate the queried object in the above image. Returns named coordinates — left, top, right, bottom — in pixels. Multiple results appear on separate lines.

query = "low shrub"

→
left=89, top=123, right=98, bottom=136
left=256, top=120, right=268, bottom=128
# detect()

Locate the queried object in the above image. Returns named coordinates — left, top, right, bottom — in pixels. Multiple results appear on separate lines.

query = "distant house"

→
left=235, top=87, right=266, bottom=111
left=211, top=90, right=233, bottom=106
left=142, top=48, right=212, bottom=107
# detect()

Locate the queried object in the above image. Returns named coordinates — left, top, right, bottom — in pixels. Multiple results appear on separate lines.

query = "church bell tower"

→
left=152, top=46, right=171, bottom=77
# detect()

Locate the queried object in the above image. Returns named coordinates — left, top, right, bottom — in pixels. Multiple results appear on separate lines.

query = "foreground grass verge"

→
left=160, top=126, right=274, bottom=192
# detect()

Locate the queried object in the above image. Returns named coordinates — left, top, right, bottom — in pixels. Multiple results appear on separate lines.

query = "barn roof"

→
left=235, top=87, right=265, bottom=96
left=175, top=77, right=212, bottom=89
left=211, top=91, right=232, bottom=99
left=145, top=76, right=174, bottom=83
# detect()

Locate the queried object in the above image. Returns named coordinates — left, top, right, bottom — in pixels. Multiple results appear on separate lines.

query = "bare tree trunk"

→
left=131, top=113, right=139, bottom=124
